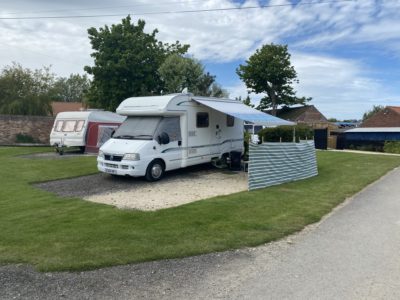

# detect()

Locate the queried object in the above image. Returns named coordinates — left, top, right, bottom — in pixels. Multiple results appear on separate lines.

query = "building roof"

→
left=387, top=106, right=400, bottom=115
left=265, top=105, right=328, bottom=123
left=361, top=106, right=400, bottom=128
left=346, top=127, right=400, bottom=133
left=51, top=102, right=85, bottom=116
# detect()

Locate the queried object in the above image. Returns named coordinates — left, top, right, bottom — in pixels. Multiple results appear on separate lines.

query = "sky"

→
left=1, top=0, right=400, bottom=120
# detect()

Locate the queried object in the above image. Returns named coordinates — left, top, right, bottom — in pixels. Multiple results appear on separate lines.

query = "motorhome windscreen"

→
left=113, top=116, right=161, bottom=140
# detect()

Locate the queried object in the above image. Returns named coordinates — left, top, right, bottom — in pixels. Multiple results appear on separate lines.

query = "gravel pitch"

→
left=34, top=164, right=248, bottom=210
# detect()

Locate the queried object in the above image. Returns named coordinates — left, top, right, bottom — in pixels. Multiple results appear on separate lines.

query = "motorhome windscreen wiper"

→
left=133, top=134, right=153, bottom=140
left=113, top=134, right=153, bottom=140
left=113, top=135, right=136, bottom=140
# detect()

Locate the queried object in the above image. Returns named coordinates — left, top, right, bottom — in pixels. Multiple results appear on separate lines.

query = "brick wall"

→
left=0, top=115, right=55, bottom=145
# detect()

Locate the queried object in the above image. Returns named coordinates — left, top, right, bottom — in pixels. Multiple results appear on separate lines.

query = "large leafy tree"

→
left=52, top=74, right=91, bottom=102
left=0, top=63, right=54, bottom=116
left=84, top=16, right=189, bottom=111
left=237, top=43, right=310, bottom=115
left=158, top=54, right=228, bottom=97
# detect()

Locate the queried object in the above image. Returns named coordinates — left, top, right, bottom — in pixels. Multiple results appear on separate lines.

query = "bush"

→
left=384, top=141, right=400, bottom=154
left=15, top=133, right=38, bottom=144
left=258, top=125, right=314, bottom=143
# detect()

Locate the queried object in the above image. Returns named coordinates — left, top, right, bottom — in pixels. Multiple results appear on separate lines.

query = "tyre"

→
left=145, top=159, right=165, bottom=182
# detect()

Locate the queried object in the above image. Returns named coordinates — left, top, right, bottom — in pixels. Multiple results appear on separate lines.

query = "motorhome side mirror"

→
left=158, top=132, right=170, bottom=145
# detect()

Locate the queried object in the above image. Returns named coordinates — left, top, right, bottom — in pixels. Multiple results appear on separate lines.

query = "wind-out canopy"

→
left=193, top=97, right=295, bottom=127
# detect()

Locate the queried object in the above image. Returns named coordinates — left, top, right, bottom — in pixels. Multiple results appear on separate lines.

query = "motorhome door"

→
left=187, top=108, right=213, bottom=160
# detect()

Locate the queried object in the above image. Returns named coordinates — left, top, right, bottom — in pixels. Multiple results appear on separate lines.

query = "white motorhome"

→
left=97, top=93, right=294, bottom=181
left=97, top=94, right=245, bottom=181
left=50, top=111, right=126, bottom=154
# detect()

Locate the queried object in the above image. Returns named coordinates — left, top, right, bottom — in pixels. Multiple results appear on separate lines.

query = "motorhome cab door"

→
left=155, top=116, right=183, bottom=170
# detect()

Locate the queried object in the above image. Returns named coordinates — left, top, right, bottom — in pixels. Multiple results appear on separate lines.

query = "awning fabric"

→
left=193, top=97, right=295, bottom=127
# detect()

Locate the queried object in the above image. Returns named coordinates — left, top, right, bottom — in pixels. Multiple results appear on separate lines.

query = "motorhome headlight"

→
left=123, top=153, right=140, bottom=161
left=98, top=150, right=105, bottom=159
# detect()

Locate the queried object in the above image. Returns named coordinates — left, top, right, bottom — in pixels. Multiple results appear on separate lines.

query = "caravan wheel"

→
left=145, top=160, right=165, bottom=182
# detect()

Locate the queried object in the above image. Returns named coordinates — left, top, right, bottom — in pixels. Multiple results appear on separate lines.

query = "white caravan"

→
left=50, top=111, right=126, bottom=154
left=97, top=94, right=244, bottom=181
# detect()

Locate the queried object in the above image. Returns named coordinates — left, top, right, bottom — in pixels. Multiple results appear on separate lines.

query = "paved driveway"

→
left=2, top=168, right=400, bottom=299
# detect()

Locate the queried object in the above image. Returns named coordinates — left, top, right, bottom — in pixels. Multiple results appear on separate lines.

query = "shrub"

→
left=15, top=133, right=38, bottom=144
left=384, top=141, right=400, bottom=154
left=258, top=125, right=314, bottom=143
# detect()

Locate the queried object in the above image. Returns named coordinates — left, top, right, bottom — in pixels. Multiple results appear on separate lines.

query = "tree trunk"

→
left=266, top=82, right=277, bottom=116
left=269, top=91, right=277, bottom=116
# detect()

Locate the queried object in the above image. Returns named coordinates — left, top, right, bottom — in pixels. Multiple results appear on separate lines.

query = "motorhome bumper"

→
left=97, top=158, right=146, bottom=177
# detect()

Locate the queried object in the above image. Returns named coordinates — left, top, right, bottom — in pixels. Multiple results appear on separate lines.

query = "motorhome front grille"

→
left=105, top=163, right=118, bottom=168
left=104, top=154, right=123, bottom=162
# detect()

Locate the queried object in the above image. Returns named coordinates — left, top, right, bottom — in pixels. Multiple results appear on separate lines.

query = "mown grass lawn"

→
left=1, top=147, right=400, bottom=272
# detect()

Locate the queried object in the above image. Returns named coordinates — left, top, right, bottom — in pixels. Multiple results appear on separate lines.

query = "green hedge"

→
left=383, top=141, right=400, bottom=154
left=15, top=133, right=38, bottom=143
left=258, top=125, right=314, bottom=143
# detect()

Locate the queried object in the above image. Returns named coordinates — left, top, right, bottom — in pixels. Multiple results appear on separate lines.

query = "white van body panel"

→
left=97, top=94, right=244, bottom=177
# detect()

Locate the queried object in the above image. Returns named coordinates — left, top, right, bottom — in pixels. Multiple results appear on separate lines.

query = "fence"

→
left=248, top=140, right=318, bottom=190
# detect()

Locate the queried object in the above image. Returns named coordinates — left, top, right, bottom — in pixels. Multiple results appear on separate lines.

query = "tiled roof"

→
left=388, top=106, right=400, bottom=115
left=51, top=102, right=85, bottom=116
left=265, top=105, right=328, bottom=123
left=361, top=106, right=400, bottom=127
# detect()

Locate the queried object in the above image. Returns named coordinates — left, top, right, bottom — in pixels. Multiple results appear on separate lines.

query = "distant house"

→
left=361, top=106, right=400, bottom=127
left=265, top=105, right=330, bottom=129
left=336, top=106, right=400, bottom=151
left=51, top=102, right=86, bottom=116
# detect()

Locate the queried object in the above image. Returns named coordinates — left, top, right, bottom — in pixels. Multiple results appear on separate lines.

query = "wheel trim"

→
left=151, top=164, right=163, bottom=179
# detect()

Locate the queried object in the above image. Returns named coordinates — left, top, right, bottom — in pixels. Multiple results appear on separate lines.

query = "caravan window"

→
left=75, top=120, right=85, bottom=132
left=62, top=120, right=77, bottom=132
left=155, top=117, right=181, bottom=142
left=196, top=112, right=209, bottom=128
left=54, top=120, right=64, bottom=132
left=227, top=115, right=234, bottom=127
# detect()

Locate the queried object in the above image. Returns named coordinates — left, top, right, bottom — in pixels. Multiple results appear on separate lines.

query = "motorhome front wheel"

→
left=145, top=160, right=165, bottom=182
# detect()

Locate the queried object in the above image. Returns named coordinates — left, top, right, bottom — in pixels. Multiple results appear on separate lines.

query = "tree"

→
left=362, top=105, right=385, bottom=121
left=236, top=43, right=310, bottom=115
left=158, top=54, right=228, bottom=97
left=52, top=74, right=91, bottom=102
left=84, top=16, right=189, bottom=111
left=235, top=95, right=254, bottom=107
left=0, top=63, right=54, bottom=116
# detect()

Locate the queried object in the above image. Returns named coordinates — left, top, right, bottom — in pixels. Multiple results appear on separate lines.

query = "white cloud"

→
left=1, top=0, right=400, bottom=69
left=227, top=52, right=400, bottom=120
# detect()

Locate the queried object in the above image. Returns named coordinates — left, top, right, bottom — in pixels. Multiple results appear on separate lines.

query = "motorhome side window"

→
left=196, top=112, right=209, bottom=128
left=155, top=117, right=181, bottom=142
left=227, top=115, right=234, bottom=127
